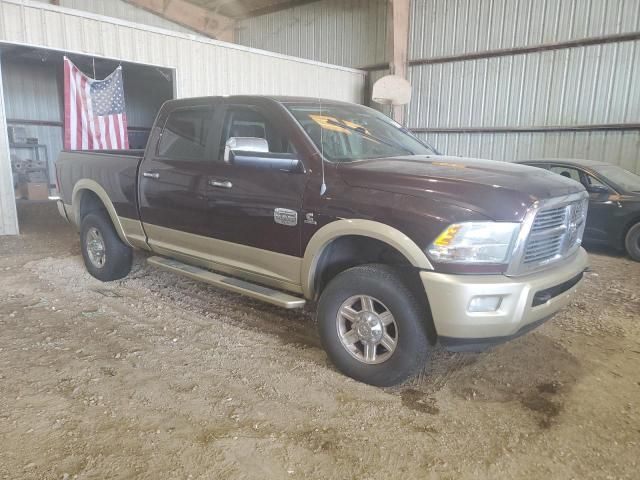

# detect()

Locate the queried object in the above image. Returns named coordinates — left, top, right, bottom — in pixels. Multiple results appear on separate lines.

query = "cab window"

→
left=219, top=107, right=294, bottom=158
left=157, top=106, right=213, bottom=160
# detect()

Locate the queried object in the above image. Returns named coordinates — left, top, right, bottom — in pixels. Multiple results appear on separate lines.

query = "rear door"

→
left=139, top=100, right=220, bottom=248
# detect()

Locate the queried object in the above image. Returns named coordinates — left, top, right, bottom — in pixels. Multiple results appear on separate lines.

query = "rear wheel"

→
left=317, top=264, right=430, bottom=387
left=80, top=212, right=132, bottom=281
left=625, top=222, right=640, bottom=262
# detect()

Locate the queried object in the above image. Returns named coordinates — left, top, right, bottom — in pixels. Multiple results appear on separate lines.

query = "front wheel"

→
left=625, top=222, right=640, bottom=262
left=317, top=264, right=431, bottom=387
left=80, top=212, right=132, bottom=281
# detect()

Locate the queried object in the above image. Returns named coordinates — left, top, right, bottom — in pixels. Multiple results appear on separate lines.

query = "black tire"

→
left=625, top=222, right=640, bottom=262
left=317, top=264, right=431, bottom=387
left=80, top=212, right=132, bottom=281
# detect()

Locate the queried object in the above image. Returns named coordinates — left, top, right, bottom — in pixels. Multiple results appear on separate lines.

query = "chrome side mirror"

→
left=224, top=137, right=269, bottom=162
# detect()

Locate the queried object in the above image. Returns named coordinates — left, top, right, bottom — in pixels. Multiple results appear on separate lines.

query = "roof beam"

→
left=125, top=0, right=235, bottom=42
left=235, top=0, right=322, bottom=19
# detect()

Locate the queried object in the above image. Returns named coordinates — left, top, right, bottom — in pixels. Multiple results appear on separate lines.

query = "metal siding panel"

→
left=415, top=131, right=640, bottom=174
left=411, top=0, right=640, bottom=60
left=408, top=38, right=640, bottom=130
left=2, top=61, right=62, bottom=122
left=236, top=0, right=388, bottom=68
left=31, top=0, right=198, bottom=35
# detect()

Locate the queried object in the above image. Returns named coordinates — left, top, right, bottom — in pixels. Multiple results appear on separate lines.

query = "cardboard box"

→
left=21, top=182, right=49, bottom=200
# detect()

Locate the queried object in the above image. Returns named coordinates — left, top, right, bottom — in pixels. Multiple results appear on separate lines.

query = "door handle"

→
left=143, top=171, right=160, bottom=179
left=208, top=179, right=233, bottom=189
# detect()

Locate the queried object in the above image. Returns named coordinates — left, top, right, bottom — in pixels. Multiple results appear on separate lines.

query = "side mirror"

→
left=586, top=184, right=610, bottom=195
left=224, top=137, right=269, bottom=162
left=228, top=150, right=303, bottom=173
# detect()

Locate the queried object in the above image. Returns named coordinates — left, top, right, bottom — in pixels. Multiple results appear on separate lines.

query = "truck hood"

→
left=337, top=155, right=585, bottom=222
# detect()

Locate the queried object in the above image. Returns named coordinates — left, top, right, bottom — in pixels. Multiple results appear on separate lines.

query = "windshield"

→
left=593, top=165, right=640, bottom=193
left=286, top=103, right=436, bottom=162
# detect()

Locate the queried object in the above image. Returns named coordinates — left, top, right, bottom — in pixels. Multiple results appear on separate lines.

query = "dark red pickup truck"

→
left=56, top=96, right=589, bottom=386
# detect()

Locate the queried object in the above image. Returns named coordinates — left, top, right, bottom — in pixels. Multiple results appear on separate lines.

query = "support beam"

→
left=125, top=0, right=235, bottom=42
left=388, top=0, right=410, bottom=123
left=0, top=58, right=20, bottom=235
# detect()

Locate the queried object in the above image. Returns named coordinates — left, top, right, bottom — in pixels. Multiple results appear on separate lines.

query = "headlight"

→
left=427, top=222, right=520, bottom=264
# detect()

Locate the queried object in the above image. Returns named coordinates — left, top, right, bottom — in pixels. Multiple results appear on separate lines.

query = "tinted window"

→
left=220, top=108, right=293, bottom=156
left=550, top=165, right=581, bottom=183
left=158, top=107, right=213, bottom=160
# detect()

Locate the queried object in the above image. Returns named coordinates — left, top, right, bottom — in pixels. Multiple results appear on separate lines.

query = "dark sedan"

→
left=519, top=159, right=640, bottom=261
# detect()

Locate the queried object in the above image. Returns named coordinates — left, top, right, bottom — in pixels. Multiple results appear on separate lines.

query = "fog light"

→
left=468, top=295, right=502, bottom=313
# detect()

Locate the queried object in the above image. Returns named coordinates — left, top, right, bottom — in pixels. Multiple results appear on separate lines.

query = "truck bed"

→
left=56, top=149, right=145, bottom=221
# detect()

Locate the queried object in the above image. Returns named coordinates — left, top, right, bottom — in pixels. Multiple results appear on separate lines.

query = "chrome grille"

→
left=530, top=206, right=567, bottom=233
left=512, top=194, right=588, bottom=274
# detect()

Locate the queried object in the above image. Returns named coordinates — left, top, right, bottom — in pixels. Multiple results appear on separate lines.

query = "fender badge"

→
left=304, top=212, right=317, bottom=225
left=274, top=208, right=298, bottom=226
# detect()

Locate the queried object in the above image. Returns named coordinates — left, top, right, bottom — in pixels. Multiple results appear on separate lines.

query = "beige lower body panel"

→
left=143, top=223, right=303, bottom=294
left=119, top=217, right=150, bottom=250
left=421, top=248, right=589, bottom=339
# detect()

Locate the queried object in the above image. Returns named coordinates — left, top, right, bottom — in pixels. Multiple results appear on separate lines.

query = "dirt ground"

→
left=0, top=202, right=638, bottom=480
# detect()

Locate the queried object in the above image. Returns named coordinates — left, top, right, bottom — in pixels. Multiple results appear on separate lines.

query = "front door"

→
left=579, top=169, right=618, bottom=244
left=548, top=164, right=615, bottom=244
left=200, top=102, right=310, bottom=289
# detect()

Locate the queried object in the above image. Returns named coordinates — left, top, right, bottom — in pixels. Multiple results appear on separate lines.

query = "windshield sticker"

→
left=309, top=115, right=370, bottom=135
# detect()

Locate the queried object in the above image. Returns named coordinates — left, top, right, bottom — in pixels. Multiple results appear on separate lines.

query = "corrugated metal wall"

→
left=0, top=0, right=366, bottom=235
left=31, top=0, right=198, bottom=34
left=236, top=0, right=389, bottom=68
left=407, top=0, right=640, bottom=174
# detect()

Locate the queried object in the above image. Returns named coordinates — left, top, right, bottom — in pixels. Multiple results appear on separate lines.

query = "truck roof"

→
left=162, top=95, right=357, bottom=108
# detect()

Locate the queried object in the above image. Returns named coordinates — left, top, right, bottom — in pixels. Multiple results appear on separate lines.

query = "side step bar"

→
left=147, top=256, right=306, bottom=309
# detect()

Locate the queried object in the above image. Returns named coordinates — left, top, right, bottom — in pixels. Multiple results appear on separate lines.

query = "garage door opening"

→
left=1, top=45, right=175, bottom=205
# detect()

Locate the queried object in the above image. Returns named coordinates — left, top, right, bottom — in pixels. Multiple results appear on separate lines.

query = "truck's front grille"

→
left=530, top=206, right=567, bottom=233
left=511, top=194, right=588, bottom=274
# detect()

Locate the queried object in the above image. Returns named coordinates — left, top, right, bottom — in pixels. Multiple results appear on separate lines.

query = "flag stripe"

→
left=63, top=57, right=128, bottom=151
left=108, top=115, right=117, bottom=149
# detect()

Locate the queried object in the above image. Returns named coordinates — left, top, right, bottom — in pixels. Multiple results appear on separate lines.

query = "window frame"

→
left=156, top=104, right=217, bottom=162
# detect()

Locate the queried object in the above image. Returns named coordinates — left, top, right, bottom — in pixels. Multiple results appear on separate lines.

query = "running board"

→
left=147, top=256, right=306, bottom=309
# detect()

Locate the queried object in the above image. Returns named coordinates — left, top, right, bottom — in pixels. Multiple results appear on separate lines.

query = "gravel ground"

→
left=0, top=202, right=638, bottom=479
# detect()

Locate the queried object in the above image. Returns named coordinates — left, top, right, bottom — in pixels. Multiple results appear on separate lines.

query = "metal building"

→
left=235, top=0, right=640, bottom=175
left=0, top=0, right=366, bottom=235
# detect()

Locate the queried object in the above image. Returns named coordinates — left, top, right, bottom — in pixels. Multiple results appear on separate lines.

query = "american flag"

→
left=63, top=57, right=129, bottom=150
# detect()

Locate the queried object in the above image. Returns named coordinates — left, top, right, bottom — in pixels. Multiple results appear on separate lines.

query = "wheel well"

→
left=313, top=235, right=437, bottom=343
left=78, top=190, right=107, bottom=221
left=623, top=216, right=640, bottom=240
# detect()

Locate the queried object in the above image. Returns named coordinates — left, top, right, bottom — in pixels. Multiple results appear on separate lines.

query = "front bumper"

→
left=420, top=247, right=588, bottom=351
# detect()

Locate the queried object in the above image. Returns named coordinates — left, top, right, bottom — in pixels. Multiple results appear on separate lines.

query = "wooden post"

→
left=388, top=0, right=410, bottom=123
